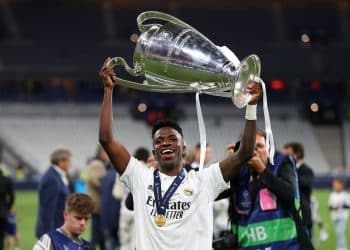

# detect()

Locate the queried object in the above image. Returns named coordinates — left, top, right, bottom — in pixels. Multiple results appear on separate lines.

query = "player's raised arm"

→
left=98, top=57, right=131, bottom=175
left=219, top=82, right=262, bottom=182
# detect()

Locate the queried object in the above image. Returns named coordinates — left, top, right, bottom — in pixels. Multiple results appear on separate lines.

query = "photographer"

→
left=213, top=130, right=314, bottom=250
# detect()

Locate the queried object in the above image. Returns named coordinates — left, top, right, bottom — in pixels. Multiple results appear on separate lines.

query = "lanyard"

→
left=153, top=168, right=185, bottom=215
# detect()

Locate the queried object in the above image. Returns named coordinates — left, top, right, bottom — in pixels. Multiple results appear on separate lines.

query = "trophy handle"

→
left=231, top=54, right=261, bottom=108
left=106, top=57, right=146, bottom=89
left=107, top=57, right=143, bottom=77
left=106, top=57, right=195, bottom=92
left=137, top=11, right=206, bottom=38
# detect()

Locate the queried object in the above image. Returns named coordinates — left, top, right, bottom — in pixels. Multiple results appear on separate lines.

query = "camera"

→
left=212, top=233, right=237, bottom=250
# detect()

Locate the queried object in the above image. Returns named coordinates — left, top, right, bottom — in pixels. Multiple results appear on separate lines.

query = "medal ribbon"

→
left=153, top=169, right=185, bottom=216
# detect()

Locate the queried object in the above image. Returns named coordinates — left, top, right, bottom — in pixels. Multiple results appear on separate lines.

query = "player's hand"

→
left=225, top=144, right=235, bottom=157
left=247, top=81, right=262, bottom=105
left=247, top=152, right=266, bottom=174
left=99, top=57, right=117, bottom=88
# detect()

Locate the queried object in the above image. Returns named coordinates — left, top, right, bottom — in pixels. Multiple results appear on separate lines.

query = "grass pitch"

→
left=16, top=190, right=349, bottom=250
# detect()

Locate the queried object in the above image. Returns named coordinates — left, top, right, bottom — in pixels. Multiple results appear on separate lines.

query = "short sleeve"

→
left=33, top=234, right=53, bottom=250
left=119, top=156, right=148, bottom=193
left=346, top=193, right=350, bottom=206
left=202, top=163, right=230, bottom=201
left=328, top=193, right=333, bottom=207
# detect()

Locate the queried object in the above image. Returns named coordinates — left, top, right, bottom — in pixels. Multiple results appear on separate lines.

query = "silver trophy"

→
left=107, top=11, right=261, bottom=108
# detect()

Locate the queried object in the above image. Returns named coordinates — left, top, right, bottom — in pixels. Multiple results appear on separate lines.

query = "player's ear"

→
left=182, top=145, right=186, bottom=158
left=63, top=210, right=68, bottom=219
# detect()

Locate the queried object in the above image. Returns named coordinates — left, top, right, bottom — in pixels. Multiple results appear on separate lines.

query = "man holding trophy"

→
left=99, top=58, right=261, bottom=250
left=98, top=11, right=267, bottom=250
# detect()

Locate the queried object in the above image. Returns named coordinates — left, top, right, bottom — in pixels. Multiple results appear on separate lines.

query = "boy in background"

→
left=328, top=178, right=350, bottom=250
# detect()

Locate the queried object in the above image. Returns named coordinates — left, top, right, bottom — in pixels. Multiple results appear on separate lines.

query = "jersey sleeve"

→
left=328, top=193, right=335, bottom=209
left=119, top=156, right=148, bottom=193
left=33, top=234, right=53, bottom=250
left=202, top=162, right=230, bottom=201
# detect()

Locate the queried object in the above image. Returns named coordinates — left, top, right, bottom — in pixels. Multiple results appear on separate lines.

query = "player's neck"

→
left=60, top=225, right=73, bottom=238
left=159, top=165, right=183, bottom=176
left=60, top=225, right=80, bottom=241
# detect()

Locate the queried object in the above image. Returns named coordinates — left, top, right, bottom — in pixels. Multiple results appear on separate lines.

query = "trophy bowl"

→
left=107, top=11, right=261, bottom=108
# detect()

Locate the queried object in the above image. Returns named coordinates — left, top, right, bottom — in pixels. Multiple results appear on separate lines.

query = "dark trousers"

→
left=104, top=228, right=120, bottom=250
left=91, top=213, right=105, bottom=250
left=307, top=225, right=313, bottom=240
left=0, top=218, right=6, bottom=250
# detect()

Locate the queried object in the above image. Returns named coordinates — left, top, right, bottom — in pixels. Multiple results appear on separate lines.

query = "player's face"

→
left=153, top=127, right=185, bottom=172
left=64, top=210, right=91, bottom=236
left=283, top=146, right=293, bottom=157
left=333, top=180, right=344, bottom=193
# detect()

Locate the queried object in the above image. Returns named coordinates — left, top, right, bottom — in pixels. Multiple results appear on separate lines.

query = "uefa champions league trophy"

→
left=107, top=11, right=261, bottom=108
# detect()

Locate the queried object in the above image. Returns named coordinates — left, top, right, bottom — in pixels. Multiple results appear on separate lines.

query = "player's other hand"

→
left=247, top=81, right=262, bottom=105
left=247, top=152, right=266, bottom=174
left=99, top=57, right=117, bottom=88
left=225, top=144, right=235, bottom=157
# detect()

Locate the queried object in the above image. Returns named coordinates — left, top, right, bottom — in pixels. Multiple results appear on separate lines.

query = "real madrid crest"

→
left=183, top=184, right=194, bottom=196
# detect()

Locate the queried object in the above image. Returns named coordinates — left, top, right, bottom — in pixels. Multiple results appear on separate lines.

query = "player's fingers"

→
left=103, top=57, right=111, bottom=67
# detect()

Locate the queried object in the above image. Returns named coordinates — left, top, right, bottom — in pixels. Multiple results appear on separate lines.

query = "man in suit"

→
left=0, top=166, right=14, bottom=250
left=283, top=142, right=315, bottom=238
left=35, top=147, right=72, bottom=238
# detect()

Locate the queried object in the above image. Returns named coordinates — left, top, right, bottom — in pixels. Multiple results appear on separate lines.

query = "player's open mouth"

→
left=161, top=149, right=175, bottom=160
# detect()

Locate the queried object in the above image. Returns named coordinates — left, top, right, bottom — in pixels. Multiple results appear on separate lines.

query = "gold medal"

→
left=154, top=214, right=166, bottom=227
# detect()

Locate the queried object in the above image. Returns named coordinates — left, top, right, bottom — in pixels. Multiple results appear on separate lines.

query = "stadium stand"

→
left=0, top=111, right=330, bottom=173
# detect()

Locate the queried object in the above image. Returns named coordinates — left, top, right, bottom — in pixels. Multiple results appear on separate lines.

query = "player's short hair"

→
left=151, top=120, right=183, bottom=138
left=65, top=193, right=94, bottom=216
left=50, top=147, right=72, bottom=165
left=283, top=142, right=304, bottom=160
left=256, top=129, right=266, bottom=140
left=333, top=177, right=345, bottom=185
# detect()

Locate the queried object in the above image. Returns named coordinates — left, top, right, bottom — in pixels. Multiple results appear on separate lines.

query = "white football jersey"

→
left=120, top=157, right=229, bottom=250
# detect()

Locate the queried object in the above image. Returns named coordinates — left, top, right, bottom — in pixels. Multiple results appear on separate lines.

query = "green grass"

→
left=16, top=191, right=37, bottom=249
left=16, top=190, right=350, bottom=249
left=311, top=190, right=350, bottom=250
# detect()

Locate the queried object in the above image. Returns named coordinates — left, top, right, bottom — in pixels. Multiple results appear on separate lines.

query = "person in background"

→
left=227, top=130, right=314, bottom=249
left=0, top=166, right=14, bottom=250
left=328, top=177, right=350, bottom=250
left=100, top=157, right=122, bottom=250
left=310, top=196, right=328, bottom=244
left=183, top=146, right=195, bottom=165
left=35, top=147, right=72, bottom=239
left=119, top=147, right=151, bottom=250
left=283, top=142, right=314, bottom=238
left=5, top=206, right=20, bottom=250
left=33, top=193, right=95, bottom=250
left=85, top=146, right=108, bottom=250
left=191, top=143, right=212, bottom=169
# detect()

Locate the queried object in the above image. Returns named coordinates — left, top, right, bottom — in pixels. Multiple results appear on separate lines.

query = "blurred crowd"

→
left=1, top=139, right=350, bottom=249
